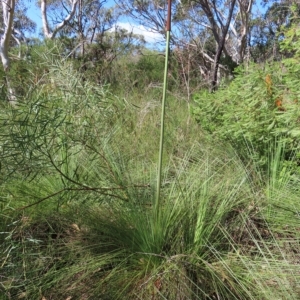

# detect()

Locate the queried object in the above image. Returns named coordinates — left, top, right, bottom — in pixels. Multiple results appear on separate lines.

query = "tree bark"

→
left=1, top=0, right=15, bottom=71
left=1, top=0, right=17, bottom=104
left=237, top=0, right=253, bottom=63
left=211, top=0, right=236, bottom=91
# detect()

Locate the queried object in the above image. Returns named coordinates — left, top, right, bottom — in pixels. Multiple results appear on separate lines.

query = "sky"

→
left=27, top=4, right=42, bottom=36
left=27, top=0, right=267, bottom=46
left=26, top=1, right=163, bottom=44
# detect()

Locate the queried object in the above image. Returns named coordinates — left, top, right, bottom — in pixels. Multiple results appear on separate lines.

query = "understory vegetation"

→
left=1, top=22, right=300, bottom=300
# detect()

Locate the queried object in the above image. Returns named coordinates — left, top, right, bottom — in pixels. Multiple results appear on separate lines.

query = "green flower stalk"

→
left=156, top=0, right=172, bottom=214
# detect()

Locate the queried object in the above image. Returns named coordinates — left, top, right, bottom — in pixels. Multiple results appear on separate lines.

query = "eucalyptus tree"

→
left=0, top=1, right=35, bottom=54
left=119, top=0, right=255, bottom=89
left=0, top=0, right=36, bottom=103
left=0, top=1, right=35, bottom=64
left=1, top=0, right=17, bottom=103
left=0, top=0, right=15, bottom=74
left=39, top=0, right=120, bottom=55
left=40, top=0, right=79, bottom=39
left=61, top=0, right=117, bottom=56
left=79, top=27, right=146, bottom=84
left=175, top=0, right=296, bottom=75
left=174, top=0, right=255, bottom=90
left=249, top=0, right=300, bottom=61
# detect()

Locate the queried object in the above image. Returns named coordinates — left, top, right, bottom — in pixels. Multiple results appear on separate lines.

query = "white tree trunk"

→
left=41, top=0, right=79, bottom=39
left=1, top=0, right=14, bottom=71
left=1, top=0, right=17, bottom=104
left=237, top=0, right=253, bottom=63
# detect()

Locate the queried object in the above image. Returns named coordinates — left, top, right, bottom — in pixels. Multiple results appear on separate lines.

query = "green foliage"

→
left=2, top=139, right=300, bottom=299
left=192, top=58, right=300, bottom=171
left=0, top=40, right=69, bottom=99
left=134, top=51, right=165, bottom=83
left=193, top=23, right=300, bottom=180
left=1, top=38, right=300, bottom=300
left=110, top=49, right=166, bottom=91
left=0, top=45, right=132, bottom=203
left=280, top=20, right=300, bottom=61
left=60, top=27, right=146, bottom=86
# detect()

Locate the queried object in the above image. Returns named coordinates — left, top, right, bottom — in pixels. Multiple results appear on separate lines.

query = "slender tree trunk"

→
left=0, top=0, right=17, bottom=104
left=237, top=0, right=253, bottom=63
left=78, top=0, right=85, bottom=56
left=211, top=0, right=236, bottom=91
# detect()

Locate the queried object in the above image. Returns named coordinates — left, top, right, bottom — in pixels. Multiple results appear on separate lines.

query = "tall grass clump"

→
left=2, top=137, right=300, bottom=299
left=1, top=43, right=300, bottom=299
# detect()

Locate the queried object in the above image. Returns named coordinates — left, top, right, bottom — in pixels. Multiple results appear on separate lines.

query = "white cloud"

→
left=113, top=22, right=164, bottom=44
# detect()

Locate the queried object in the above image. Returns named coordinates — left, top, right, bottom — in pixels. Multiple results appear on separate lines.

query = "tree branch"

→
left=41, top=0, right=79, bottom=39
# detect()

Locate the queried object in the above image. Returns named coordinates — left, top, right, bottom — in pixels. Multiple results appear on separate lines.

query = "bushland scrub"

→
left=1, top=43, right=300, bottom=299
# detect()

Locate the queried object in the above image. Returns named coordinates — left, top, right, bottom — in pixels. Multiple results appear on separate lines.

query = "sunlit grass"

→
left=1, top=54, right=300, bottom=299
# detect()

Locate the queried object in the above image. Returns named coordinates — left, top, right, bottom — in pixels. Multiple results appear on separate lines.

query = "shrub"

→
left=192, top=60, right=300, bottom=170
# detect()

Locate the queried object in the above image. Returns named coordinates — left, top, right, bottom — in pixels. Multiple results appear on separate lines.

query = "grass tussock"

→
left=1, top=55, right=300, bottom=299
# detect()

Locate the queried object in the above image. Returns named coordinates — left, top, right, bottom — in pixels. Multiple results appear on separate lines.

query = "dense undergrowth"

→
left=1, top=47, right=300, bottom=299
